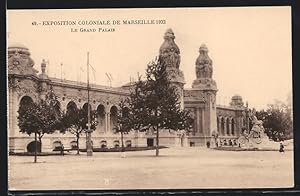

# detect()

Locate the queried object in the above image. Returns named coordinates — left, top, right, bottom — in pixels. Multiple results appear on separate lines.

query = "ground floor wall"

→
left=9, top=132, right=239, bottom=153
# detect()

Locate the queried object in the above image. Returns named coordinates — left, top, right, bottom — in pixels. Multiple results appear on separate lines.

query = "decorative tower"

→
left=192, top=44, right=218, bottom=138
left=8, top=42, right=40, bottom=152
left=8, top=42, right=38, bottom=76
left=159, top=29, right=185, bottom=109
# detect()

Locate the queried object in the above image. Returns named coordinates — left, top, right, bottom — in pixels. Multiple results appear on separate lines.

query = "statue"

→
left=195, top=44, right=213, bottom=79
left=159, top=29, right=181, bottom=69
left=238, top=112, right=267, bottom=147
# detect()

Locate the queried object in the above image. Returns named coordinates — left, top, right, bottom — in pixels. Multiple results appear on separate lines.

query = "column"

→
left=196, top=107, right=200, bottom=134
left=106, top=112, right=110, bottom=133
left=104, top=112, right=108, bottom=133
left=201, top=109, right=205, bottom=135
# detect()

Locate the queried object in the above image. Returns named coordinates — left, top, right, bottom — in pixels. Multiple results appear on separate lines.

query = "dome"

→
left=8, top=41, right=29, bottom=50
left=8, top=41, right=30, bottom=56
left=231, top=95, right=243, bottom=100
left=230, top=95, right=244, bottom=107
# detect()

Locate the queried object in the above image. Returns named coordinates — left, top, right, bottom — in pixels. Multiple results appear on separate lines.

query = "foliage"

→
left=114, top=99, right=132, bottom=151
left=256, top=100, right=293, bottom=141
left=61, top=104, right=98, bottom=154
left=127, top=58, right=193, bottom=156
left=18, top=89, right=63, bottom=146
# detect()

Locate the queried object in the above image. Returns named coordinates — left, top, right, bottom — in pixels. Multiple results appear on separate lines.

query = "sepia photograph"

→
left=7, top=7, right=293, bottom=190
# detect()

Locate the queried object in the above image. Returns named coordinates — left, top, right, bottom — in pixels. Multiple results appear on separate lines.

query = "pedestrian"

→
left=61, top=144, right=64, bottom=156
left=279, top=142, right=284, bottom=153
left=206, top=141, right=210, bottom=148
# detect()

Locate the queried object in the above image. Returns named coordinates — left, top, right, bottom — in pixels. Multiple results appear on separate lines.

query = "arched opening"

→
left=66, top=101, right=78, bottom=114
left=110, top=106, right=118, bottom=132
left=113, top=140, right=120, bottom=148
left=66, top=101, right=78, bottom=126
left=231, top=119, right=235, bottom=135
left=70, top=141, right=78, bottom=150
left=125, top=140, right=132, bottom=147
left=52, top=140, right=62, bottom=151
left=226, top=118, right=230, bottom=135
left=100, top=140, right=107, bottom=148
left=221, top=117, right=225, bottom=136
left=19, top=96, right=34, bottom=118
left=20, top=96, right=34, bottom=106
left=83, top=103, right=92, bottom=130
left=97, top=104, right=105, bottom=132
left=82, top=103, right=92, bottom=112
left=27, top=140, right=41, bottom=153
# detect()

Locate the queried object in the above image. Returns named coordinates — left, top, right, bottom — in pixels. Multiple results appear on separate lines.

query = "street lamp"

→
left=86, top=52, right=93, bottom=156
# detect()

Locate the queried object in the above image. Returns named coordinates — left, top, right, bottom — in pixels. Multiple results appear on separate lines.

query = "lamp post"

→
left=86, top=52, right=93, bottom=156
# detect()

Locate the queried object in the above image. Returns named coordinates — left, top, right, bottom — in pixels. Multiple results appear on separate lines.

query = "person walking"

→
left=61, top=144, right=64, bottom=156
left=279, top=142, right=284, bottom=153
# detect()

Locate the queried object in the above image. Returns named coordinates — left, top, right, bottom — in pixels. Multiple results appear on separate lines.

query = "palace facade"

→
left=8, top=29, right=251, bottom=153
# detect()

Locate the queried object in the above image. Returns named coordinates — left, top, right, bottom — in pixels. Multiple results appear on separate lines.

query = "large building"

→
left=8, top=29, right=251, bottom=153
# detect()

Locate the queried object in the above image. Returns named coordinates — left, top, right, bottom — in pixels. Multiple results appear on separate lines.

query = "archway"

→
left=70, top=141, right=78, bottom=150
left=221, top=117, right=225, bottom=136
left=27, top=140, right=41, bottom=153
left=82, top=103, right=92, bottom=112
left=52, top=140, right=62, bottom=151
left=18, top=96, right=34, bottom=131
left=100, top=140, right=107, bottom=148
left=20, top=96, right=34, bottom=106
left=97, top=104, right=105, bottom=132
left=67, top=101, right=77, bottom=112
left=19, top=96, right=34, bottom=116
left=113, top=140, right=120, bottom=148
left=110, top=106, right=118, bottom=132
left=125, top=140, right=132, bottom=147
left=231, top=119, right=235, bottom=135
left=226, top=118, right=230, bottom=135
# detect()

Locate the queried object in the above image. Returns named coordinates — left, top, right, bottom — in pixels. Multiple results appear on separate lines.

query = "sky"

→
left=7, top=7, right=292, bottom=110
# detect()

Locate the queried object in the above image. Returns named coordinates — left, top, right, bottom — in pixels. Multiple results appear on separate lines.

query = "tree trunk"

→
left=34, top=132, right=37, bottom=163
left=121, top=131, right=125, bottom=152
left=76, top=134, right=80, bottom=155
left=38, top=135, right=42, bottom=153
left=156, top=127, right=159, bottom=156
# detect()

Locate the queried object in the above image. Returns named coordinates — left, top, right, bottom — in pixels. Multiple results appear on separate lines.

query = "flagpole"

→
left=86, top=52, right=93, bottom=156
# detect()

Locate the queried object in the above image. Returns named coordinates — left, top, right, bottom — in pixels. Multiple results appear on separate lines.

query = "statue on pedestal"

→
left=238, top=112, right=267, bottom=148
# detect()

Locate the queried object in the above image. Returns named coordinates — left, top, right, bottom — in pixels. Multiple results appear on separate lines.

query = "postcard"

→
left=7, top=7, right=293, bottom=190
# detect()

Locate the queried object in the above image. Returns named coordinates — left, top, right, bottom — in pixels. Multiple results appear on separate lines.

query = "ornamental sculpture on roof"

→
left=192, top=44, right=217, bottom=90
left=8, top=42, right=38, bottom=76
left=159, top=28, right=181, bottom=69
left=196, top=44, right=213, bottom=79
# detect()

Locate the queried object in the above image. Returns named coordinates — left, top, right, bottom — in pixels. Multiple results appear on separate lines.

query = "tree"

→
left=18, top=89, right=62, bottom=162
left=61, top=104, right=98, bottom=154
left=256, top=100, right=293, bottom=141
left=128, top=59, right=193, bottom=156
left=114, top=99, right=132, bottom=152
